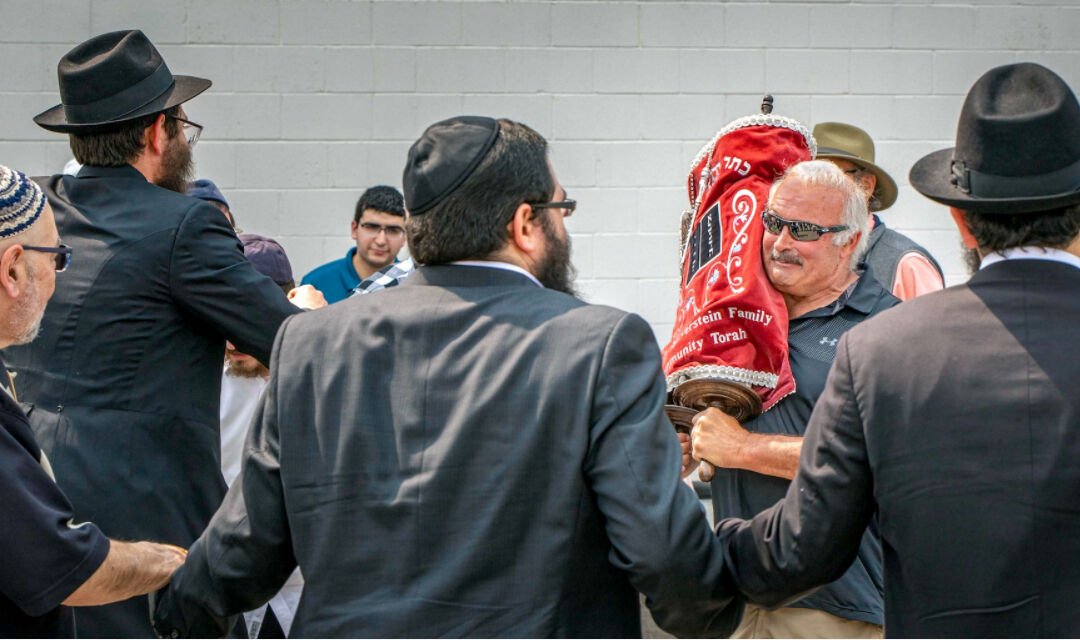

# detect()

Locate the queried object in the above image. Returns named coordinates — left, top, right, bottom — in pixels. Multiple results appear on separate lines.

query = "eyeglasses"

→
left=761, top=209, right=849, bottom=242
left=22, top=243, right=73, bottom=272
left=358, top=222, right=405, bottom=240
left=170, top=116, right=203, bottom=147
left=529, top=199, right=576, bottom=217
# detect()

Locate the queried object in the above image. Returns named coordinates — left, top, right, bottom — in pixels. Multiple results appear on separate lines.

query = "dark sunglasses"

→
left=761, top=209, right=848, bottom=242
left=529, top=199, right=576, bottom=217
left=23, top=243, right=73, bottom=272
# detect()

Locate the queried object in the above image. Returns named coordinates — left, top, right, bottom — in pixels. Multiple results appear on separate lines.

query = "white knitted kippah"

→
left=0, top=165, right=46, bottom=238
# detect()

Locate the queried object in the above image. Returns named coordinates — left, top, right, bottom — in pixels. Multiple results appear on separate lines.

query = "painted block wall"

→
left=2, top=0, right=1077, bottom=343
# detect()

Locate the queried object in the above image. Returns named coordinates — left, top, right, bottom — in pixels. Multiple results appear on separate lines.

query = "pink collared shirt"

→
left=892, top=252, right=945, bottom=301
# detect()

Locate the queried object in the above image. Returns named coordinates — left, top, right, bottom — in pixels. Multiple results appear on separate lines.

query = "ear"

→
left=0, top=245, right=27, bottom=299
left=950, top=208, right=979, bottom=249
left=841, top=230, right=863, bottom=258
left=861, top=173, right=877, bottom=199
left=506, top=203, right=545, bottom=258
left=144, top=113, right=169, bottom=157
left=350, top=220, right=359, bottom=240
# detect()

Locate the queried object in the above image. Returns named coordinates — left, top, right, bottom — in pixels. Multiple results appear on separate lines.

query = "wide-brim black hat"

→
left=34, top=30, right=211, bottom=133
left=910, top=62, right=1080, bottom=214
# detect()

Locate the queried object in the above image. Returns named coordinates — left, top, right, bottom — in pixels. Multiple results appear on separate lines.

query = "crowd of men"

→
left=0, top=27, right=1077, bottom=639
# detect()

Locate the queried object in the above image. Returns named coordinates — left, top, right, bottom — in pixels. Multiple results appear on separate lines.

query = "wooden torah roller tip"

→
left=671, top=378, right=763, bottom=422
left=663, top=404, right=717, bottom=482
left=664, top=404, right=697, bottom=434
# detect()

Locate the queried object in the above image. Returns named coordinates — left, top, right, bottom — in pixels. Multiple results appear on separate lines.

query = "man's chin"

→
left=363, top=252, right=394, bottom=270
left=766, top=261, right=802, bottom=280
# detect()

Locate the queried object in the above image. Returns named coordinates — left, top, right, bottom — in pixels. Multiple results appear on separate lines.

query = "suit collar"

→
left=980, top=246, right=1080, bottom=271
left=971, top=256, right=1080, bottom=284
left=450, top=260, right=542, bottom=287
left=403, top=264, right=542, bottom=289
left=74, top=164, right=147, bottom=181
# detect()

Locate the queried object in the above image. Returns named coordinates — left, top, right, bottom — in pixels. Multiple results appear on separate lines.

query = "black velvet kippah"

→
left=403, top=115, right=500, bottom=215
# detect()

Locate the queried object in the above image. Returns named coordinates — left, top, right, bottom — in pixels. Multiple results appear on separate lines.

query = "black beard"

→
left=156, top=134, right=194, bottom=194
left=535, top=219, right=578, bottom=297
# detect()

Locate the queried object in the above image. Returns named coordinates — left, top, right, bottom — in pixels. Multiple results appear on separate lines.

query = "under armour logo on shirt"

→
left=819, top=336, right=838, bottom=347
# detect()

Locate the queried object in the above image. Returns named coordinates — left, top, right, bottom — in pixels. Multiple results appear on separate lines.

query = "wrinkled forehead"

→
left=770, top=177, right=846, bottom=224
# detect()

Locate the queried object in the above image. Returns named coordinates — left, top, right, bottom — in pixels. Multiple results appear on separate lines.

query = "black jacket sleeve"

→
left=716, top=333, right=877, bottom=607
left=169, top=200, right=300, bottom=365
left=152, top=316, right=300, bottom=638
left=586, top=313, right=743, bottom=638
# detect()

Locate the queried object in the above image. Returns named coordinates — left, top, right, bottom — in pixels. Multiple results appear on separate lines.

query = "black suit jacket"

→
left=717, top=258, right=1080, bottom=637
left=1, top=166, right=300, bottom=637
left=153, top=265, right=741, bottom=638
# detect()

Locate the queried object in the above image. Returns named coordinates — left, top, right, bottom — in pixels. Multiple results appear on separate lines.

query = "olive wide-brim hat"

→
left=812, top=122, right=898, bottom=212
left=910, top=62, right=1080, bottom=215
left=34, top=30, right=211, bottom=133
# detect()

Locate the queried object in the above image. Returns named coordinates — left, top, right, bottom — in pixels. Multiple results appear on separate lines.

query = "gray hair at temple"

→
left=768, top=160, right=870, bottom=271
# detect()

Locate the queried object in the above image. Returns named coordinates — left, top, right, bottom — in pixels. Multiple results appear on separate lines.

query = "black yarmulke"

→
left=403, top=116, right=500, bottom=215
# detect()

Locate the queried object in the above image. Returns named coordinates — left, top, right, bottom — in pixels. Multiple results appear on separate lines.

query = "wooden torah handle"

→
left=668, top=379, right=764, bottom=481
left=664, top=404, right=715, bottom=481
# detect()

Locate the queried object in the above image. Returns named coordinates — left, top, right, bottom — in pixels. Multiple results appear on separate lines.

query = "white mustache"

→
left=771, top=250, right=803, bottom=266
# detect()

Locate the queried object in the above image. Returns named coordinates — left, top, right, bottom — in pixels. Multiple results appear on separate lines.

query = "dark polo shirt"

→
left=0, top=369, right=110, bottom=638
left=300, top=248, right=362, bottom=304
left=710, top=266, right=899, bottom=625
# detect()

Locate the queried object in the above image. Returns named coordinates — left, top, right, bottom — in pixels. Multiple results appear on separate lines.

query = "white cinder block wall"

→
left=3, top=1, right=1078, bottom=344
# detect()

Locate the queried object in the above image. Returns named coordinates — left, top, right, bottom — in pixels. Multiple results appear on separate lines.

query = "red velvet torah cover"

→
left=662, top=115, right=815, bottom=412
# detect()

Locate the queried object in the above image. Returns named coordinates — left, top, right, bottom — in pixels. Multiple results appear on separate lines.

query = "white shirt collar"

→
left=450, top=260, right=543, bottom=287
left=980, top=246, right=1080, bottom=272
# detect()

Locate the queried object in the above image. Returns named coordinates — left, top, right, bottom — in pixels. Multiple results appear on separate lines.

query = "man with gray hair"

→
left=0, top=166, right=186, bottom=637
left=690, top=160, right=897, bottom=638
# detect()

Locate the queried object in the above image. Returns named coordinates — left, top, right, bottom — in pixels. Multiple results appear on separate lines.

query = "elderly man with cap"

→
left=0, top=166, right=188, bottom=637
left=151, top=116, right=741, bottom=638
left=813, top=122, right=944, bottom=300
left=1, top=30, right=323, bottom=637
left=711, top=62, right=1080, bottom=637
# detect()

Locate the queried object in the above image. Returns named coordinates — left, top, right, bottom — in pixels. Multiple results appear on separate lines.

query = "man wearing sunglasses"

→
left=301, top=185, right=408, bottom=303
left=1, top=30, right=323, bottom=637
left=691, top=160, right=899, bottom=638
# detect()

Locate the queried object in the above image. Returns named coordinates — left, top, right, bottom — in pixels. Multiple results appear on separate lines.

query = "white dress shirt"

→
left=220, top=370, right=303, bottom=637
left=980, top=246, right=1080, bottom=272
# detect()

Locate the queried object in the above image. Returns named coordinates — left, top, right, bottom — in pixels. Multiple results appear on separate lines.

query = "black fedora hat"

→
left=910, top=62, right=1080, bottom=215
left=34, top=30, right=211, bottom=133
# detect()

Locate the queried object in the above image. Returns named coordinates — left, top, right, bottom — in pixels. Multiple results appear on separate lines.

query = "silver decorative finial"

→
left=761, top=95, right=774, bottom=115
